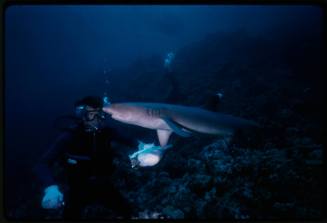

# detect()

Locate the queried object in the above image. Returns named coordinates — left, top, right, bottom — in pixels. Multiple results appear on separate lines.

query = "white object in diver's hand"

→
left=41, top=185, right=64, bottom=209
left=129, top=141, right=172, bottom=168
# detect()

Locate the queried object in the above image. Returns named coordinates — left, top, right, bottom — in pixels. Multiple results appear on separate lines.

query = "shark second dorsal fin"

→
left=162, top=117, right=192, bottom=138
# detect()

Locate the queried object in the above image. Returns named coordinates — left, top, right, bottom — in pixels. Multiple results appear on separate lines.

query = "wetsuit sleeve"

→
left=32, top=132, right=72, bottom=189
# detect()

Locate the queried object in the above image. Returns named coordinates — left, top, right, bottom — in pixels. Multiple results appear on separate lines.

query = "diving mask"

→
left=75, top=106, right=106, bottom=121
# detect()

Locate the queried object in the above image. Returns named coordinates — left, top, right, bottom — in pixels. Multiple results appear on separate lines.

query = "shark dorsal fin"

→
left=162, top=117, right=192, bottom=138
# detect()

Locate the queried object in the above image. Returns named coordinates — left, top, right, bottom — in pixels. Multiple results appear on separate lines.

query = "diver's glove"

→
left=41, top=185, right=64, bottom=209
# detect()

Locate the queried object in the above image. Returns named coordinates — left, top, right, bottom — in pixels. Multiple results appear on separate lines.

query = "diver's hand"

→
left=41, top=185, right=64, bottom=209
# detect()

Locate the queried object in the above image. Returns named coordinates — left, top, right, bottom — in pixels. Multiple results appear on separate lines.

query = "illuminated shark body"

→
left=103, top=102, right=259, bottom=147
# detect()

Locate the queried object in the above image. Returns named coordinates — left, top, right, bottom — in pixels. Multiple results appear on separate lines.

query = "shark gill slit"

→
left=151, top=108, right=159, bottom=117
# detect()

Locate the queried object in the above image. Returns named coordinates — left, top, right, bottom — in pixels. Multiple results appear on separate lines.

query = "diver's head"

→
left=75, top=96, right=106, bottom=132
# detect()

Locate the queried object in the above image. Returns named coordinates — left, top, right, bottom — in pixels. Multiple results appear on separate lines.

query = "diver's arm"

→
left=33, top=132, right=72, bottom=189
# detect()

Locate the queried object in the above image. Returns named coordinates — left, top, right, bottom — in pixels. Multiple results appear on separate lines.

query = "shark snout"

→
left=102, top=106, right=113, bottom=115
left=102, top=105, right=125, bottom=120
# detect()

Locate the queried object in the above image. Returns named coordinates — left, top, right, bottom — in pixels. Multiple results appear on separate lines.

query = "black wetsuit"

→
left=34, top=125, right=136, bottom=219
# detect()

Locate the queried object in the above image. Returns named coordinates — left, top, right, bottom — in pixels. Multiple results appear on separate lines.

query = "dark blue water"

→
left=4, top=5, right=324, bottom=219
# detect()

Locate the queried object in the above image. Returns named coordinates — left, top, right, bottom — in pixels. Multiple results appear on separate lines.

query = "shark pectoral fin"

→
left=157, top=129, right=172, bottom=147
left=162, top=118, right=192, bottom=138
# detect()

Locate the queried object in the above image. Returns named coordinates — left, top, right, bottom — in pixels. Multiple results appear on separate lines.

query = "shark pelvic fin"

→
left=162, top=117, right=192, bottom=138
left=157, top=129, right=172, bottom=147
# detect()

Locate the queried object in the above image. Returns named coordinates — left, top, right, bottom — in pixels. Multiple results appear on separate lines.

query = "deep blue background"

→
left=4, top=5, right=323, bottom=218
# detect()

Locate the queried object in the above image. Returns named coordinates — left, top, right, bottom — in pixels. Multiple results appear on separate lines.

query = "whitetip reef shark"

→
left=103, top=102, right=259, bottom=147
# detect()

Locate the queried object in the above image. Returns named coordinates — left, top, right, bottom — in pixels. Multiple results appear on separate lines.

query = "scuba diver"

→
left=33, top=96, right=136, bottom=219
